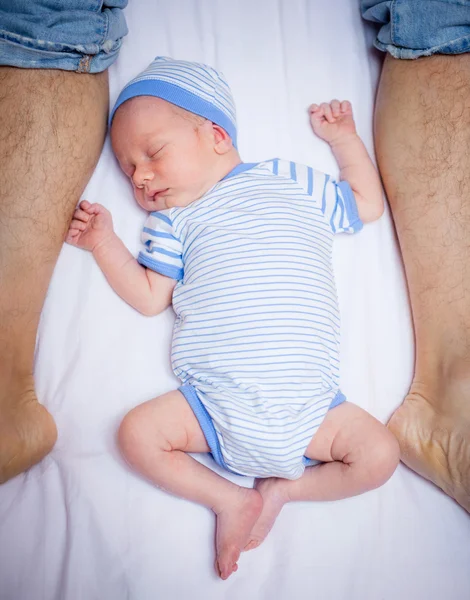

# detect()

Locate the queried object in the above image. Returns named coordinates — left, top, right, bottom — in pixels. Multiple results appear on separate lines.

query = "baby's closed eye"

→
left=149, top=144, right=165, bottom=158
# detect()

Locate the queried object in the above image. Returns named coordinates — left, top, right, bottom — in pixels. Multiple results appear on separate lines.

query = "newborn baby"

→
left=66, top=57, right=399, bottom=580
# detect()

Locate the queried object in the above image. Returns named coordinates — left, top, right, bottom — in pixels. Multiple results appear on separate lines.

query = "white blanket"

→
left=1, top=1, right=470, bottom=598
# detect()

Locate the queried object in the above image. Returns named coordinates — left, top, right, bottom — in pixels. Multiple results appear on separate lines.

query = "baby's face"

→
left=111, top=97, right=218, bottom=211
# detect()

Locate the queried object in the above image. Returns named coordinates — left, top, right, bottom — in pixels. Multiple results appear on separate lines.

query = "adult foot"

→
left=214, top=487, right=263, bottom=579
left=388, top=381, right=470, bottom=512
left=0, top=374, right=57, bottom=483
left=244, top=477, right=289, bottom=551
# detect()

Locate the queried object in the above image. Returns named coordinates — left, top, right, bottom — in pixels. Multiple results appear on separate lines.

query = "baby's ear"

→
left=212, top=124, right=233, bottom=155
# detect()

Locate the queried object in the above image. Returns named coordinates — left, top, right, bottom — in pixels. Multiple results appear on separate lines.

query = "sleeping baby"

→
left=66, top=57, right=399, bottom=580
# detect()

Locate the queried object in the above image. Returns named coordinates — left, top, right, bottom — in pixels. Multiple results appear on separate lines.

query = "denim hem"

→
left=362, top=0, right=470, bottom=60
left=375, top=36, right=470, bottom=60
left=0, top=0, right=127, bottom=73
left=0, top=35, right=122, bottom=73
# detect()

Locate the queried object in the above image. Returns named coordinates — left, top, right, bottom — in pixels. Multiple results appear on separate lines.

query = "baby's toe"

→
left=216, top=550, right=238, bottom=580
left=244, top=538, right=261, bottom=552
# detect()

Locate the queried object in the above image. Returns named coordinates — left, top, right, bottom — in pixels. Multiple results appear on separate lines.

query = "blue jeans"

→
left=0, top=2, right=469, bottom=74
left=0, top=0, right=128, bottom=72
left=361, top=0, right=470, bottom=59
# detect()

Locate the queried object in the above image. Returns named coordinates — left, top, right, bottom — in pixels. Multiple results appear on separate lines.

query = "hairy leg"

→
left=0, top=67, right=109, bottom=483
left=118, top=390, right=262, bottom=580
left=245, top=402, right=399, bottom=550
left=375, top=54, right=470, bottom=512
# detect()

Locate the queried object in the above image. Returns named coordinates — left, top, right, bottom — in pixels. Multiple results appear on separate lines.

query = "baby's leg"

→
left=245, top=401, right=400, bottom=550
left=118, top=390, right=262, bottom=580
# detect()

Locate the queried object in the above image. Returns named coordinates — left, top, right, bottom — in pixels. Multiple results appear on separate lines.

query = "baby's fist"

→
left=66, top=200, right=114, bottom=252
left=309, top=100, right=356, bottom=144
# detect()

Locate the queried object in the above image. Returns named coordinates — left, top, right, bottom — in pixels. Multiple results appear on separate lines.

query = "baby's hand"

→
left=309, top=100, right=356, bottom=145
left=66, top=200, right=114, bottom=252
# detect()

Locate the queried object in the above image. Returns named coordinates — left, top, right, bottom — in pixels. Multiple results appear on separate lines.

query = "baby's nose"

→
left=133, top=168, right=154, bottom=188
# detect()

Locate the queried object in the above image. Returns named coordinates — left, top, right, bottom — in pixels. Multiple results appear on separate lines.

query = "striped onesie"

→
left=138, top=158, right=363, bottom=480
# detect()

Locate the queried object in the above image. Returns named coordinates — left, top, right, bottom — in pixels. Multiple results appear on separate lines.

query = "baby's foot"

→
left=244, top=477, right=290, bottom=551
left=214, top=487, right=263, bottom=580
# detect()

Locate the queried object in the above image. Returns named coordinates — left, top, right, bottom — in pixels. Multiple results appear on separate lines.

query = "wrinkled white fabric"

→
left=1, top=1, right=469, bottom=599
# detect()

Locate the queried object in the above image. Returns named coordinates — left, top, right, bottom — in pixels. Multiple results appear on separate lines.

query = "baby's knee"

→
left=118, top=404, right=157, bottom=467
left=118, top=400, right=173, bottom=466
left=118, top=406, right=142, bottom=464
left=365, top=427, right=401, bottom=490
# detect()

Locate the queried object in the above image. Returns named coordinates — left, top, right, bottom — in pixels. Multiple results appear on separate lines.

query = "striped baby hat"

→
left=110, top=56, right=237, bottom=147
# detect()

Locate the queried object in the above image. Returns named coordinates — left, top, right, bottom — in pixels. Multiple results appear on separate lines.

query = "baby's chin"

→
left=163, top=191, right=201, bottom=210
left=137, top=188, right=205, bottom=212
left=137, top=193, right=184, bottom=212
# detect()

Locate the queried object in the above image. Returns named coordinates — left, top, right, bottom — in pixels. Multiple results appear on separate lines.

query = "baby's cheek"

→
left=133, top=188, right=146, bottom=208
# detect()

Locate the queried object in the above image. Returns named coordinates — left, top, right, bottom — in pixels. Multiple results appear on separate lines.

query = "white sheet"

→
left=1, top=1, right=470, bottom=598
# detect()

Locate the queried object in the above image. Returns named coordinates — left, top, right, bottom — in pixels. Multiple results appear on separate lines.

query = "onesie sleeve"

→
left=317, top=174, right=363, bottom=234
left=276, top=159, right=363, bottom=234
left=137, top=210, right=184, bottom=280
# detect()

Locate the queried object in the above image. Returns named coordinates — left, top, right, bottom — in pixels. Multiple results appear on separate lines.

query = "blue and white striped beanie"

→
left=110, top=56, right=238, bottom=148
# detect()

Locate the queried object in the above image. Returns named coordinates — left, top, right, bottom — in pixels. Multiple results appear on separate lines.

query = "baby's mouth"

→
left=152, top=188, right=169, bottom=199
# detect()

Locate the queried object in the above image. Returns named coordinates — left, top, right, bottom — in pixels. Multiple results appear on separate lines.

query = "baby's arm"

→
left=66, top=200, right=176, bottom=316
left=309, top=100, right=384, bottom=223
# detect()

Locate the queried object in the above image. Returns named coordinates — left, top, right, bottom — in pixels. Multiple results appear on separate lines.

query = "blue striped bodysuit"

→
left=137, top=159, right=363, bottom=479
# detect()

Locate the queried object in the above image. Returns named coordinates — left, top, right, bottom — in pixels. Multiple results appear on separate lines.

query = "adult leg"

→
left=375, top=54, right=470, bottom=511
left=0, top=67, right=108, bottom=482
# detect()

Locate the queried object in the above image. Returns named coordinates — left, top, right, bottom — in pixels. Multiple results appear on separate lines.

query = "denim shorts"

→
left=361, top=0, right=470, bottom=59
left=0, top=0, right=128, bottom=73
left=1, top=2, right=469, bottom=73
